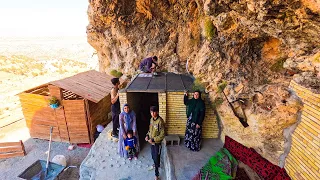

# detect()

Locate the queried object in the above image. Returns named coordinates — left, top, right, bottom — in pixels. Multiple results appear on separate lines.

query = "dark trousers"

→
left=128, top=147, right=136, bottom=158
left=112, top=112, right=120, bottom=135
left=151, top=143, right=161, bottom=177
left=94, top=131, right=101, bottom=141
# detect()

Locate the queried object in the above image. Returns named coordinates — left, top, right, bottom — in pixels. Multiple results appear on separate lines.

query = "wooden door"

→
left=63, top=100, right=90, bottom=143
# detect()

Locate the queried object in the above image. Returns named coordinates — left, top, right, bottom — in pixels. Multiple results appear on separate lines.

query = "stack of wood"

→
left=0, top=141, right=26, bottom=159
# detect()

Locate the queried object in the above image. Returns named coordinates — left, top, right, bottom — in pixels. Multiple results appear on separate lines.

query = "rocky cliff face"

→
left=87, top=0, right=319, bottom=165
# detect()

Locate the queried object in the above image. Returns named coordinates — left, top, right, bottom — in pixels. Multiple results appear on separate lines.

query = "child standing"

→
left=124, top=130, right=138, bottom=160
left=94, top=124, right=104, bottom=141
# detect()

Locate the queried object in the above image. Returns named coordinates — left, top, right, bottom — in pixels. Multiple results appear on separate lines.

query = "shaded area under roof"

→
left=50, top=70, right=114, bottom=103
left=125, top=72, right=194, bottom=92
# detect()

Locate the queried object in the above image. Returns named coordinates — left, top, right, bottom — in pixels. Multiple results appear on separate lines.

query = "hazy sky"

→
left=0, top=0, right=89, bottom=37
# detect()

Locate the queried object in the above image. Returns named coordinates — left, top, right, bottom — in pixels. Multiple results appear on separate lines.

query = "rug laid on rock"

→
left=234, top=167, right=250, bottom=180
left=224, top=136, right=291, bottom=180
left=192, top=148, right=238, bottom=180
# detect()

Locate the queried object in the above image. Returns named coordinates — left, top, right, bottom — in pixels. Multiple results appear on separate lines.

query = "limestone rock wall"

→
left=219, top=84, right=302, bottom=165
left=87, top=0, right=319, bottom=165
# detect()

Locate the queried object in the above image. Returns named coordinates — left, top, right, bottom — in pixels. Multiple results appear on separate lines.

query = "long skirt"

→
left=184, top=114, right=202, bottom=151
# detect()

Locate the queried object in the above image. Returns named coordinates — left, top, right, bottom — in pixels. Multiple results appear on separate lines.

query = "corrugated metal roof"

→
left=50, top=70, right=114, bottom=103
left=125, top=72, right=194, bottom=92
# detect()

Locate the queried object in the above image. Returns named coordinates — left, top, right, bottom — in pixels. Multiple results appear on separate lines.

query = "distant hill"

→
left=0, top=36, right=98, bottom=126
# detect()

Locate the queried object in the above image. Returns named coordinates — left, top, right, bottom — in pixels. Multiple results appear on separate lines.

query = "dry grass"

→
left=0, top=55, right=90, bottom=76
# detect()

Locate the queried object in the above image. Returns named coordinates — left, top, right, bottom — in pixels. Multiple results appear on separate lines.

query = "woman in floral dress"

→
left=183, top=90, right=205, bottom=151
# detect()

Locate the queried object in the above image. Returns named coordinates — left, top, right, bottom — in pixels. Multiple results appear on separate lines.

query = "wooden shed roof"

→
left=50, top=70, right=114, bottom=103
left=125, top=72, right=194, bottom=92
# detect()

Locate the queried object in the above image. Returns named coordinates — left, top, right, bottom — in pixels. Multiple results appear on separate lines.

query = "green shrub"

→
left=110, top=69, right=123, bottom=78
left=217, top=81, right=227, bottom=93
left=212, top=97, right=224, bottom=109
left=211, top=80, right=228, bottom=109
left=49, top=96, right=59, bottom=105
left=116, top=71, right=123, bottom=78
left=270, top=58, right=286, bottom=72
left=192, top=78, right=205, bottom=91
left=204, top=18, right=215, bottom=41
left=110, top=69, right=118, bottom=76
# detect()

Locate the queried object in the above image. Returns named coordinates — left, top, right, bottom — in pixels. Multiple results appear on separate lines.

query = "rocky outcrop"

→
left=87, top=0, right=319, bottom=165
left=219, top=84, right=302, bottom=165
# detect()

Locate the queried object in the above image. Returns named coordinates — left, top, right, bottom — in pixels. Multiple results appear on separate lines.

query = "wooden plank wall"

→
left=285, top=81, right=320, bottom=180
left=166, top=92, right=219, bottom=138
left=19, top=93, right=61, bottom=141
left=88, top=94, right=111, bottom=142
left=63, top=100, right=90, bottom=143
left=54, top=108, right=69, bottom=142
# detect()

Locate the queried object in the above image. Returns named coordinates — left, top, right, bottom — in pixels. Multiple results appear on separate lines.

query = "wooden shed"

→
left=19, top=70, right=114, bottom=144
left=119, top=73, right=219, bottom=139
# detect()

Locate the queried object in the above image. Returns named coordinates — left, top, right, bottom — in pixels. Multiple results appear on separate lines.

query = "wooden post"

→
left=85, top=99, right=93, bottom=144
left=20, top=140, right=26, bottom=156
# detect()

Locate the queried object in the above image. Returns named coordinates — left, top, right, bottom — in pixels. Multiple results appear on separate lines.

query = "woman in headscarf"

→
left=184, top=90, right=205, bottom=151
left=118, top=104, right=140, bottom=158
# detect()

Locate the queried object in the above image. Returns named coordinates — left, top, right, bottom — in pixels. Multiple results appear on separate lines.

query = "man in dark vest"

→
left=111, top=78, right=120, bottom=138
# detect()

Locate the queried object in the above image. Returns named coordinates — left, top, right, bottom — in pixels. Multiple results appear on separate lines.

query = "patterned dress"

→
left=185, top=113, right=203, bottom=151
left=184, top=93, right=205, bottom=151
